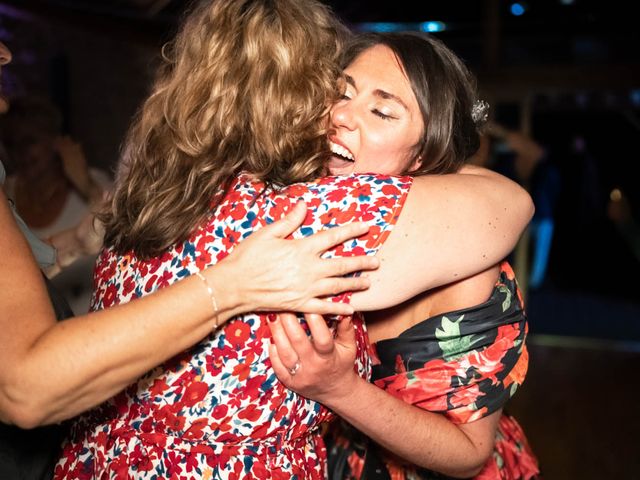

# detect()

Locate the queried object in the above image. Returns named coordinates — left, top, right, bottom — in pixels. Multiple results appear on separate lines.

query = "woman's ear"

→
left=409, top=155, right=422, bottom=172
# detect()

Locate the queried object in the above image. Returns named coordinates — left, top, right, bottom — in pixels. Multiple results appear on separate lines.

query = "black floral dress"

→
left=326, top=262, right=540, bottom=480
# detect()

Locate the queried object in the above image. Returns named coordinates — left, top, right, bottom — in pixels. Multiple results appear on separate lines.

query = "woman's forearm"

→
left=1, top=184, right=247, bottom=427
left=269, top=313, right=500, bottom=477
left=2, top=259, right=241, bottom=428
left=1, top=198, right=377, bottom=428
left=322, top=374, right=499, bottom=477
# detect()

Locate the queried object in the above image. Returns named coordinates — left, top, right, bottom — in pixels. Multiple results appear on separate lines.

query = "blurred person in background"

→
left=0, top=94, right=111, bottom=312
left=470, top=121, right=560, bottom=290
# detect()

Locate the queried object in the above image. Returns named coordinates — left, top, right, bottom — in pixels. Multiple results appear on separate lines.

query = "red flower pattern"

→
left=327, top=262, right=541, bottom=479
left=55, top=173, right=413, bottom=479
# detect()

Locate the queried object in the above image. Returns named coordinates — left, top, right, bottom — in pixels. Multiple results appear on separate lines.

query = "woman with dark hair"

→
left=53, top=3, right=532, bottom=478
left=270, top=32, right=540, bottom=479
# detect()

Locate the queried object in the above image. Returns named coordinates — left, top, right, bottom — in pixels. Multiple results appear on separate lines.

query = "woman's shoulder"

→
left=233, top=172, right=413, bottom=194
left=226, top=173, right=414, bottom=230
left=230, top=172, right=414, bottom=224
left=307, top=173, right=413, bottom=191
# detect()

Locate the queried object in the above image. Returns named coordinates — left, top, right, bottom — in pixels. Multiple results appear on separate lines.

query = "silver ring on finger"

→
left=288, top=361, right=301, bottom=376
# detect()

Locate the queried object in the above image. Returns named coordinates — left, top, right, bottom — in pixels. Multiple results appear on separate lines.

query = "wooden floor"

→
left=507, top=335, right=640, bottom=479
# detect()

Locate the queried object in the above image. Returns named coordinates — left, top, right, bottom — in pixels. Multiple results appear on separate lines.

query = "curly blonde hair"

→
left=102, top=0, right=348, bottom=257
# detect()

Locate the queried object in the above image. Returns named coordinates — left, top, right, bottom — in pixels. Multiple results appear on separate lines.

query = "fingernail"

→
left=267, top=313, right=278, bottom=323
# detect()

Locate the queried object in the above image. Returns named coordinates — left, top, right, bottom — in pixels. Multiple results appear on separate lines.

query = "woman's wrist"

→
left=194, top=271, right=219, bottom=328
left=315, top=368, right=364, bottom=410
left=201, top=260, right=244, bottom=326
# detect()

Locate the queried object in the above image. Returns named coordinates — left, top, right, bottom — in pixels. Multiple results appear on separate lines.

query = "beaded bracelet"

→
left=194, top=271, right=219, bottom=328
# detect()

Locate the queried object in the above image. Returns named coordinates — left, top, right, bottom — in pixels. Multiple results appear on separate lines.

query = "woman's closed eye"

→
left=372, top=109, right=396, bottom=121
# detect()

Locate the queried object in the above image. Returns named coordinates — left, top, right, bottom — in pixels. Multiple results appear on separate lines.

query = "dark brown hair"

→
left=341, top=32, right=483, bottom=175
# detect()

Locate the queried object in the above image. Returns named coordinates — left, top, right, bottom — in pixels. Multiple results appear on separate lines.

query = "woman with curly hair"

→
left=0, top=38, right=379, bottom=480
left=53, top=1, right=532, bottom=478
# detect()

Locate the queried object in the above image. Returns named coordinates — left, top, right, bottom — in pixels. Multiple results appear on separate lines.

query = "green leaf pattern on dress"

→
left=498, top=285, right=512, bottom=312
left=437, top=314, right=481, bottom=362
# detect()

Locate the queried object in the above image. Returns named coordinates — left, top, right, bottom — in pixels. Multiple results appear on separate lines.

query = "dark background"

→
left=1, top=1, right=638, bottom=477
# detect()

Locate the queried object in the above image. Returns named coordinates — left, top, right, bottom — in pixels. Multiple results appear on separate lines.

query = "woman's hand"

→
left=268, top=310, right=501, bottom=477
left=218, top=201, right=379, bottom=316
left=268, top=312, right=359, bottom=403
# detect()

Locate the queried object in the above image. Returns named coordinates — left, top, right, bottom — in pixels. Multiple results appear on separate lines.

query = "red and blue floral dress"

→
left=53, top=173, right=413, bottom=480
left=325, top=262, right=541, bottom=480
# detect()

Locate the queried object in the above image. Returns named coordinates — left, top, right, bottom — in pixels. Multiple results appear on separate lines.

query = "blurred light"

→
left=610, top=188, right=622, bottom=202
left=630, top=89, right=640, bottom=107
left=510, top=2, right=526, bottom=16
left=420, top=21, right=446, bottom=33
left=560, top=0, right=575, bottom=4
left=357, top=22, right=446, bottom=33
left=359, top=22, right=397, bottom=32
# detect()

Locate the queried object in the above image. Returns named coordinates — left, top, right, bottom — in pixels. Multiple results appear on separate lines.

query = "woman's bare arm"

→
left=352, top=167, right=533, bottom=311
left=269, top=311, right=502, bottom=477
left=0, top=197, right=378, bottom=428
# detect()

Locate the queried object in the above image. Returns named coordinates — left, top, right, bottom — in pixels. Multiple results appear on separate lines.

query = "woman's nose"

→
left=330, top=101, right=357, bottom=131
left=0, top=42, right=12, bottom=66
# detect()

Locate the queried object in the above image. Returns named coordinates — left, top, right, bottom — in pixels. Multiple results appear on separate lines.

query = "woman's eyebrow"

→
left=375, top=89, right=409, bottom=111
left=344, top=74, right=356, bottom=88
left=344, top=74, right=409, bottom=111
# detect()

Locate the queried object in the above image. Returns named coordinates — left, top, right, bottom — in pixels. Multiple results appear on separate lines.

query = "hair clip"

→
left=471, top=99, right=490, bottom=124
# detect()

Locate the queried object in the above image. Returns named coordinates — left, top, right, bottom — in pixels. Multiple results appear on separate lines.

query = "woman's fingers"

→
left=297, top=298, right=354, bottom=316
left=301, top=313, right=335, bottom=355
left=333, top=315, right=356, bottom=348
left=312, top=275, right=371, bottom=298
left=260, top=201, right=307, bottom=239
left=268, top=343, right=293, bottom=383
left=259, top=203, right=372, bottom=256
left=277, top=313, right=335, bottom=357
left=226, top=201, right=377, bottom=314
left=319, top=254, right=379, bottom=278
left=279, top=313, right=313, bottom=352
left=268, top=312, right=356, bottom=402
left=267, top=313, right=300, bottom=372
left=306, top=222, right=370, bottom=254
left=268, top=311, right=347, bottom=363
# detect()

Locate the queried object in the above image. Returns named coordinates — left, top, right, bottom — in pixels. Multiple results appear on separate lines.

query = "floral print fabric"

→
left=54, top=173, right=413, bottom=480
left=326, top=262, right=540, bottom=479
